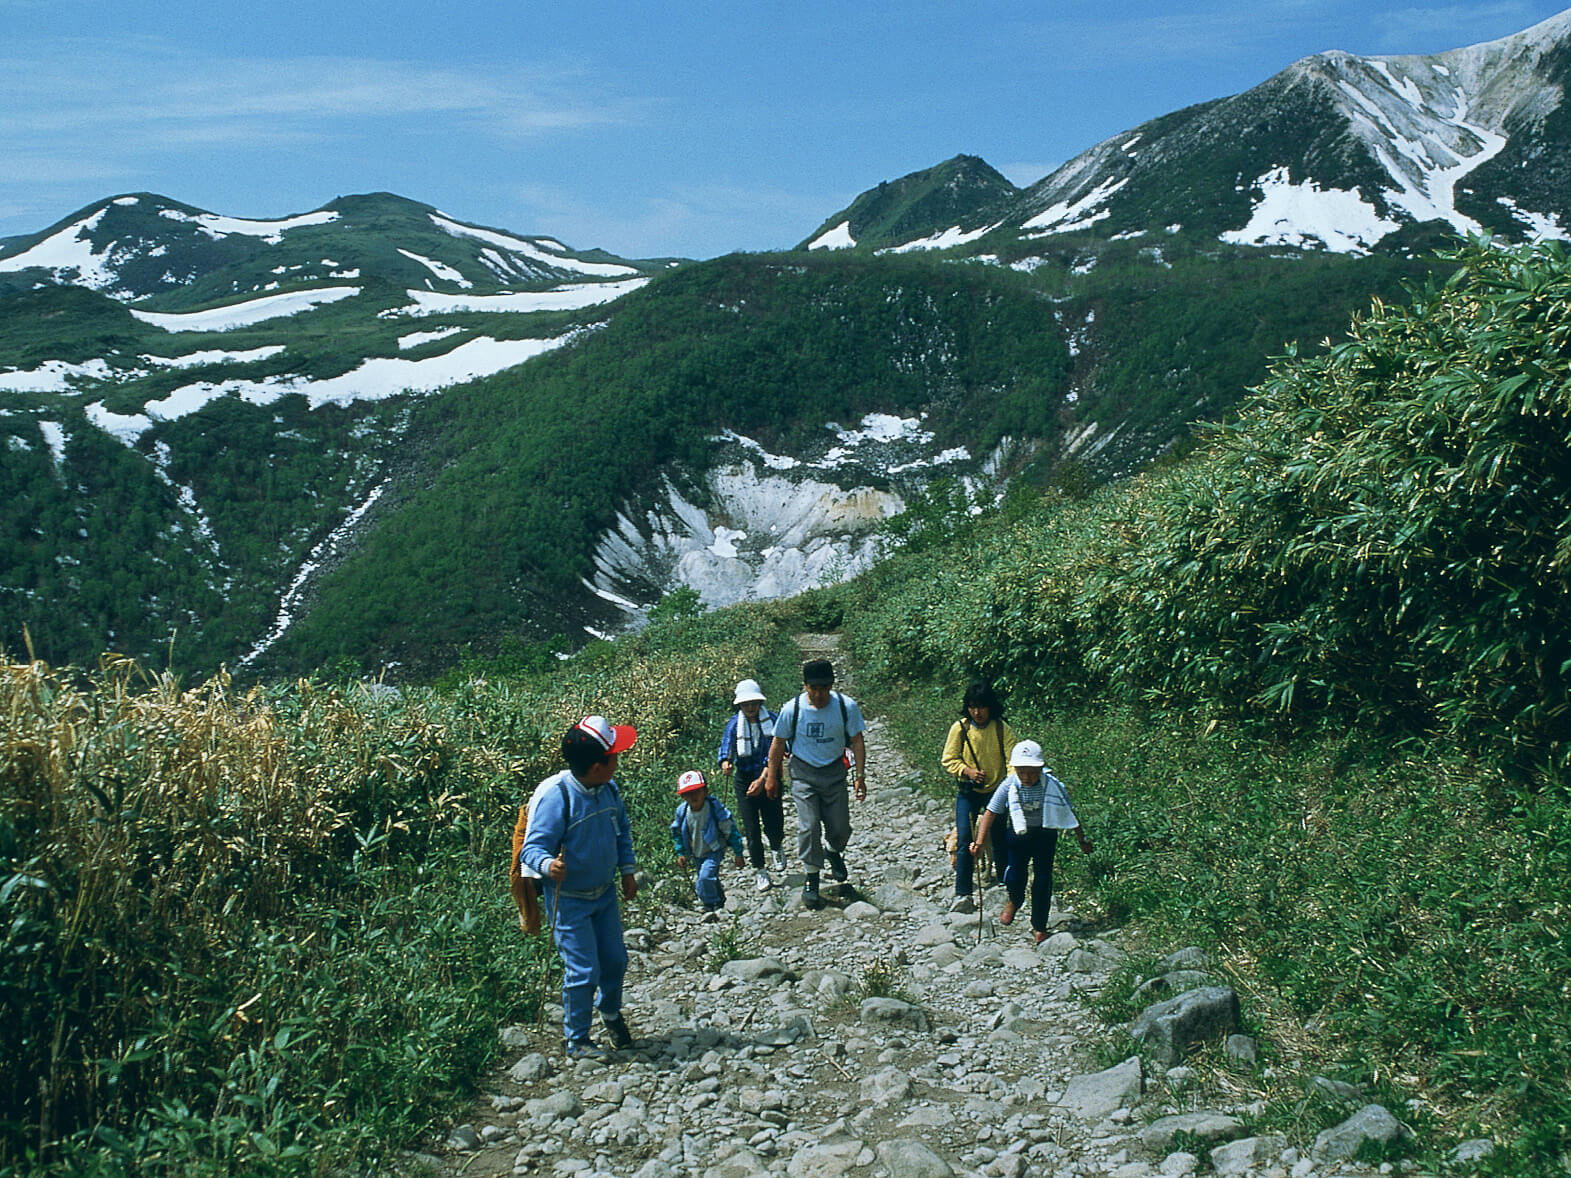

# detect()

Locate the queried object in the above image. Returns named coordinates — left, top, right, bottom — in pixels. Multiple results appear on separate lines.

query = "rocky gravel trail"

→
left=421, top=639, right=1415, bottom=1178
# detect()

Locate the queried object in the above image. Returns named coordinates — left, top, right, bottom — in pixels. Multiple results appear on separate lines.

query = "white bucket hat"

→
left=1009, top=739, right=1045, bottom=768
left=732, top=678, right=766, bottom=706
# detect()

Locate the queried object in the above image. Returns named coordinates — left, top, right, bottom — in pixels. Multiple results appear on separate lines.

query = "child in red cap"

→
left=670, top=770, right=745, bottom=916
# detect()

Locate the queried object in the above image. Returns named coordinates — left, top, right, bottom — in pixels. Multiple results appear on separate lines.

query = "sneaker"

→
left=825, top=849, right=848, bottom=882
left=1000, top=900, right=1017, bottom=926
left=602, top=1015, right=634, bottom=1050
left=802, top=875, right=823, bottom=910
left=755, top=868, right=772, bottom=892
left=949, top=893, right=975, bottom=914
left=565, top=1040, right=607, bottom=1061
left=772, top=847, right=788, bottom=873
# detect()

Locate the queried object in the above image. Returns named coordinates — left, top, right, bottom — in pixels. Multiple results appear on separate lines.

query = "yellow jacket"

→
left=941, top=718, right=1016, bottom=793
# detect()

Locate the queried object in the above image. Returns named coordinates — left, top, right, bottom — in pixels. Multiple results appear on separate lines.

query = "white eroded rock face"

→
left=584, top=416, right=1023, bottom=632
left=588, top=463, right=903, bottom=616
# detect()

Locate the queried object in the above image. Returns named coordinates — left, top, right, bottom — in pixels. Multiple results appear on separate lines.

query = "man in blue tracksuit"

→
left=520, top=715, right=640, bottom=1059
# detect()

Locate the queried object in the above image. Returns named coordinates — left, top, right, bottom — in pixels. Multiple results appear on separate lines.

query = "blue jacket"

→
left=670, top=795, right=745, bottom=860
left=717, top=708, right=778, bottom=779
left=520, top=770, right=637, bottom=899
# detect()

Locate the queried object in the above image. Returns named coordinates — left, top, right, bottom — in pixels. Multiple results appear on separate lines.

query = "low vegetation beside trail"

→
left=836, top=239, right=1571, bottom=1174
left=0, top=612, right=798, bottom=1176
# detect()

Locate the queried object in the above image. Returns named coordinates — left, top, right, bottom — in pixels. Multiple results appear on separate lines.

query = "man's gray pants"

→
left=789, top=756, right=850, bottom=872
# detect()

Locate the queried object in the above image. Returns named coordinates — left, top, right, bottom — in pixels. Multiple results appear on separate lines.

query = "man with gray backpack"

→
left=763, top=659, right=867, bottom=910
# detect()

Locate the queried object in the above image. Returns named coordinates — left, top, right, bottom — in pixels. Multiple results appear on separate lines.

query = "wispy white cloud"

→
left=0, top=39, right=642, bottom=156
left=1367, top=4, right=1548, bottom=51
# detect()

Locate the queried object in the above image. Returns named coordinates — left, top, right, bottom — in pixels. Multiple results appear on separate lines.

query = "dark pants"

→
left=733, top=773, right=784, bottom=868
left=954, top=789, right=994, bottom=896
left=1005, top=827, right=1060, bottom=932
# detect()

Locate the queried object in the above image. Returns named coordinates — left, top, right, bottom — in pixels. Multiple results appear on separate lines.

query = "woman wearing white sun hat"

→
left=970, top=739, right=1093, bottom=943
left=717, top=678, right=785, bottom=891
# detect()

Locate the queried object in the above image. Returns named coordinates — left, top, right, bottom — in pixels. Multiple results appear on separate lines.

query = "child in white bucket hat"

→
left=970, top=739, right=1093, bottom=943
left=717, top=678, right=785, bottom=890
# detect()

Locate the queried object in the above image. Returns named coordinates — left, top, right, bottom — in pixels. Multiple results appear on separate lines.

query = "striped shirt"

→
left=986, top=771, right=1080, bottom=831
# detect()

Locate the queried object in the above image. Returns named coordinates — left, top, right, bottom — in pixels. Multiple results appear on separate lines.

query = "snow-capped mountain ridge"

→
left=0, top=191, right=667, bottom=303
left=818, top=9, right=1571, bottom=256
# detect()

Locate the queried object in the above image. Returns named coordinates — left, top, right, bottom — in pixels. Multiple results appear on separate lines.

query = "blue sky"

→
left=2, top=0, right=1567, bottom=260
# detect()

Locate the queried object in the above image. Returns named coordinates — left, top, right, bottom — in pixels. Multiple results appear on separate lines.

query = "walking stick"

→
left=537, top=848, right=564, bottom=1025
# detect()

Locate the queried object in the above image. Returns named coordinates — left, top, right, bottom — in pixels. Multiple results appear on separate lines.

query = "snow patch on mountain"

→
left=130, top=286, right=362, bottom=332
left=882, top=222, right=1001, bottom=254
left=429, top=214, right=638, bottom=277
left=0, top=358, right=116, bottom=392
left=241, top=479, right=389, bottom=666
left=143, top=345, right=287, bottom=368
left=398, top=327, right=465, bottom=350
left=808, top=221, right=856, bottom=250
left=398, top=248, right=473, bottom=288
left=388, top=278, right=646, bottom=316
left=0, top=209, right=117, bottom=288
left=84, top=403, right=153, bottom=446
left=1221, top=167, right=1399, bottom=253
left=1022, top=176, right=1128, bottom=236
left=1497, top=196, right=1571, bottom=240
left=39, top=421, right=66, bottom=467
left=157, top=207, right=339, bottom=243
left=86, top=330, right=583, bottom=444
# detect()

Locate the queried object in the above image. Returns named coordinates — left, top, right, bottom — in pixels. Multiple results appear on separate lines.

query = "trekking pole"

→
left=537, top=848, right=564, bottom=1025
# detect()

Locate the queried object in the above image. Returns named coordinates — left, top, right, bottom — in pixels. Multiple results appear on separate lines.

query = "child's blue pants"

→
left=695, top=852, right=726, bottom=909
left=543, top=883, right=627, bottom=1044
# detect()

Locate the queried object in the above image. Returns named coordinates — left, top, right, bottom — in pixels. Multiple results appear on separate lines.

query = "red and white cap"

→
left=576, top=714, right=637, bottom=755
left=676, top=769, right=708, bottom=795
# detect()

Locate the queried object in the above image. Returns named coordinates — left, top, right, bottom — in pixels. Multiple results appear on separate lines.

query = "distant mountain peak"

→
left=0, top=191, right=668, bottom=303
left=799, top=153, right=1018, bottom=253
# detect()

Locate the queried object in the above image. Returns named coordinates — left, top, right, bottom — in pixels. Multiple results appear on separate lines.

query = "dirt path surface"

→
left=417, top=636, right=1388, bottom=1178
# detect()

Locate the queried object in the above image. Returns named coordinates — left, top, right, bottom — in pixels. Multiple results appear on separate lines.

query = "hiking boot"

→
left=825, top=849, right=848, bottom=882
left=602, top=1015, right=634, bottom=1051
left=755, top=868, right=772, bottom=892
left=802, top=875, right=823, bottom=910
left=1000, top=900, right=1017, bottom=926
left=565, top=1039, right=607, bottom=1061
left=772, top=846, right=788, bottom=873
left=949, top=893, right=975, bottom=914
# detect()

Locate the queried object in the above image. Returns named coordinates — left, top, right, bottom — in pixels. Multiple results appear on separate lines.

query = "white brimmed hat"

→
left=676, top=769, right=708, bottom=795
left=732, top=678, right=766, bottom=706
left=1009, top=739, right=1045, bottom=768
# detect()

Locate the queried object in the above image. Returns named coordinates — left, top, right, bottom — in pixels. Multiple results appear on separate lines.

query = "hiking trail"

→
left=420, top=635, right=1399, bottom=1178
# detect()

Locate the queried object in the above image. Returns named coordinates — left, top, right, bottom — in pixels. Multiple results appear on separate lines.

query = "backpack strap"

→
left=958, top=718, right=979, bottom=767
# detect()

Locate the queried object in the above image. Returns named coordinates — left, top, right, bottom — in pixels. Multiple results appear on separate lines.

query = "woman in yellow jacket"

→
left=940, top=681, right=1015, bottom=909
